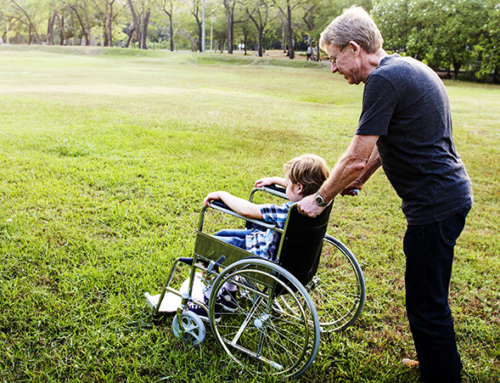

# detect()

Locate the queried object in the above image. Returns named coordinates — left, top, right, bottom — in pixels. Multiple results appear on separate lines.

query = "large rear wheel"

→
left=208, top=259, right=320, bottom=378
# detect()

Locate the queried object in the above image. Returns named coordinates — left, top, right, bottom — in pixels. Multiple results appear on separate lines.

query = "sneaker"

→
left=402, top=358, right=420, bottom=369
left=188, top=295, right=221, bottom=321
left=216, top=287, right=239, bottom=312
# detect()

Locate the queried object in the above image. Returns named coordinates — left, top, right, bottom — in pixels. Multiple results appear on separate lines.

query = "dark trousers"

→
left=404, top=208, right=470, bottom=383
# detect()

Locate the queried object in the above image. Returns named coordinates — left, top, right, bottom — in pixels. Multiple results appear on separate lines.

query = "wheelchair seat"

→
left=194, top=201, right=332, bottom=288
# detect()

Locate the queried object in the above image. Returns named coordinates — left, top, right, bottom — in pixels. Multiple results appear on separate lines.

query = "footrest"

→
left=145, top=274, right=206, bottom=313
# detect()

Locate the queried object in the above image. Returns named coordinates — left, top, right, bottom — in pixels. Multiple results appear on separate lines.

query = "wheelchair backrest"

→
left=277, top=203, right=333, bottom=286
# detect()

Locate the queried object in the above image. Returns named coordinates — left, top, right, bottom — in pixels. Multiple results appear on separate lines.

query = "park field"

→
left=0, top=46, right=499, bottom=382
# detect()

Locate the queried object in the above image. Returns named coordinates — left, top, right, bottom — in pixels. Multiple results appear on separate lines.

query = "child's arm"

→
left=204, top=191, right=263, bottom=219
left=254, top=177, right=286, bottom=188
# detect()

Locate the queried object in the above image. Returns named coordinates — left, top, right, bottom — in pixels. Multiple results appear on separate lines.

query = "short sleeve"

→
left=260, top=202, right=291, bottom=228
left=356, top=74, right=399, bottom=136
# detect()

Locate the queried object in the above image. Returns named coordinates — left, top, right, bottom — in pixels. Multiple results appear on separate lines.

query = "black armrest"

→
left=249, top=184, right=289, bottom=202
left=263, top=184, right=287, bottom=194
left=208, top=201, right=278, bottom=231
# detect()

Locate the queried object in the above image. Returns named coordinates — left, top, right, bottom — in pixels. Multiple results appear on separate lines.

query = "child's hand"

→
left=254, top=177, right=275, bottom=188
left=204, top=192, right=222, bottom=207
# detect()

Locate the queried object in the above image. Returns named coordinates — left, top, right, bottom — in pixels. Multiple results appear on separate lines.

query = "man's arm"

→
left=298, top=135, right=380, bottom=217
left=204, top=191, right=263, bottom=219
left=341, top=144, right=382, bottom=195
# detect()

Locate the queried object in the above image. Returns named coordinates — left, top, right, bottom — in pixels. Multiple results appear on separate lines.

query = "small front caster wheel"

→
left=172, top=311, right=206, bottom=345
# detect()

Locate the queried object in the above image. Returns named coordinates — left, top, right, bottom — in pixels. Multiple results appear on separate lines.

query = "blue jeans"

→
left=404, top=208, right=470, bottom=383
left=215, top=229, right=252, bottom=250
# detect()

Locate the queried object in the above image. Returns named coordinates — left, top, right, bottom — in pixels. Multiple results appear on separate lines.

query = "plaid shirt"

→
left=245, top=202, right=293, bottom=261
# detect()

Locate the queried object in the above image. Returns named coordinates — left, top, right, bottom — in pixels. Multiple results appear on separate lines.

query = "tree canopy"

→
left=1, top=0, right=498, bottom=80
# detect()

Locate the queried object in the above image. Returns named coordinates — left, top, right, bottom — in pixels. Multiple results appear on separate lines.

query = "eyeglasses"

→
left=328, top=45, right=345, bottom=66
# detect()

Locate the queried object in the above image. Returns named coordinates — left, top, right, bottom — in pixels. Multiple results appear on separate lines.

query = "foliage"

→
left=0, top=46, right=499, bottom=382
left=372, top=0, right=497, bottom=80
left=475, top=0, right=500, bottom=82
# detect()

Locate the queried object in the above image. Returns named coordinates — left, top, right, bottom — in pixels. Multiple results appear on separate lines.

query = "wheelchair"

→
left=145, top=185, right=365, bottom=378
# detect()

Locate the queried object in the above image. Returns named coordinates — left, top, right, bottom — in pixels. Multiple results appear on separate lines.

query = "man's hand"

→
left=341, top=180, right=364, bottom=196
left=297, top=194, right=325, bottom=218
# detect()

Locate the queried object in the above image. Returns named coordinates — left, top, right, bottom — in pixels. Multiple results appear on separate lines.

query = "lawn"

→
left=0, top=45, right=499, bottom=382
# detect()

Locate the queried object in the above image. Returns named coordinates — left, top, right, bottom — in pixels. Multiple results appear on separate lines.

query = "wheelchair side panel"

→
left=194, top=232, right=250, bottom=266
left=194, top=232, right=276, bottom=286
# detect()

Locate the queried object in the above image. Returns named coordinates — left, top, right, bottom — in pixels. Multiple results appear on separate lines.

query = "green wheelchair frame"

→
left=145, top=185, right=365, bottom=377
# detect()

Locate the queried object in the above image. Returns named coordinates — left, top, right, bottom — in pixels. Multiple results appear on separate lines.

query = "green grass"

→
left=0, top=45, right=499, bottom=382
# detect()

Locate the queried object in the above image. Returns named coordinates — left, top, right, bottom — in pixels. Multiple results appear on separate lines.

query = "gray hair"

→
left=320, top=6, right=383, bottom=53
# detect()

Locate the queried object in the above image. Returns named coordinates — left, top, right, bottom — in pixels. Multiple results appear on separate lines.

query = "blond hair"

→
left=284, top=154, right=330, bottom=197
left=320, top=6, right=383, bottom=53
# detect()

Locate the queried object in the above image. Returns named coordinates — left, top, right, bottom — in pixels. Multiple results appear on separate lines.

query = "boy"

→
left=189, top=154, right=330, bottom=317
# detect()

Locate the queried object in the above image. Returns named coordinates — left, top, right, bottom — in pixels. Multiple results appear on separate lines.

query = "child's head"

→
left=284, top=154, right=330, bottom=201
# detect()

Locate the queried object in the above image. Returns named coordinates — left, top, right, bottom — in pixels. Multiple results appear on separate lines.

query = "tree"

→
left=373, top=0, right=489, bottom=80
left=91, top=0, right=126, bottom=46
left=475, top=0, right=500, bottom=82
left=68, top=0, right=95, bottom=45
left=372, top=0, right=412, bottom=53
left=186, top=0, right=203, bottom=51
left=9, top=0, right=44, bottom=44
left=242, top=0, right=272, bottom=56
left=222, top=0, right=247, bottom=53
left=272, top=0, right=316, bottom=59
left=127, top=0, right=151, bottom=48
left=156, top=0, right=175, bottom=50
left=235, top=16, right=256, bottom=54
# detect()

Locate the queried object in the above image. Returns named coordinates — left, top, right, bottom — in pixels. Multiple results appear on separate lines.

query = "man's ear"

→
left=349, top=41, right=361, bottom=56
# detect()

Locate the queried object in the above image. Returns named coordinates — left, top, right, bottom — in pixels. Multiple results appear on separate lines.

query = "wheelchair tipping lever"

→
left=207, top=255, right=226, bottom=274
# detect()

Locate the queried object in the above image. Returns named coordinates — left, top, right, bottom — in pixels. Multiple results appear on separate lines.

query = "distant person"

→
left=298, top=6, right=473, bottom=383
left=306, top=45, right=313, bottom=61
left=189, top=154, right=330, bottom=318
left=121, top=40, right=125, bottom=48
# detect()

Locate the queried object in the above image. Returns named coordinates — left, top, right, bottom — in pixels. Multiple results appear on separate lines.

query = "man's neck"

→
left=361, top=48, right=388, bottom=83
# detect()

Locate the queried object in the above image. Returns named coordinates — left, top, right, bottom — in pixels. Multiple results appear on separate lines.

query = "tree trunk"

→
left=281, top=17, right=286, bottom=52
left=126, top=27, right=135, bottom=47
left=258, top=28, right=263, bottom=57
left=70, top=7, right=90, bottom=46
left=47, top=13, right=56, bottom=45
left=108, top=1, right=114, bottom=46
left=60, top=14, right=67, bottom=45
left=452, top=60, right=461, bottom=80
left=198, top=21, right=203, bottom=52
left=287, top=1, right=293, bottom=59
left=223, top=0, right=234, bottom=54
left=141, top=9, right=150, bottom=49
left=103, top=4, right=110, bottom=46
left=83, top=2, right=92, bottom=45
left=169, top=13, right=174, bottom=51
left=127, top=0, right=142, bottom=47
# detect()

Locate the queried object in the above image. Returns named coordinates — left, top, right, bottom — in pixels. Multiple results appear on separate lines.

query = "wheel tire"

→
left=172, top=310, right=206, bottom=345
left=208, top=259, right=320, bottom=378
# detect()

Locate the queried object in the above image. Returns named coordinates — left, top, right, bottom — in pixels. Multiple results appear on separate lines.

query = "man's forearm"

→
left=318, top=135, right=380, bottom=203
left=354, top=145, right=382, bottom=185
left=319, top=153, right=366, bottom=202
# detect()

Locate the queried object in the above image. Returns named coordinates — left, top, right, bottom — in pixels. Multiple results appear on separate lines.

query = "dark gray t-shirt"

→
left=355, top=54, right=473, bottom=225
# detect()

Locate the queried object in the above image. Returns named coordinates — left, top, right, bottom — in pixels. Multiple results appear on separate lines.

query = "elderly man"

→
left=298, top=6, right=473, bottom=383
